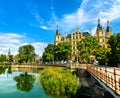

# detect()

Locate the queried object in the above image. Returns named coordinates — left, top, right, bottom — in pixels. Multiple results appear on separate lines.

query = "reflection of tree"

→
left=0, top=67, right=11, bottom=74
left=13, top=72, right=35, bottom=92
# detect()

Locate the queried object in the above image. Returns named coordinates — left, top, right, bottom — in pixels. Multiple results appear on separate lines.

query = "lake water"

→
left=0, top=67, right=66, bottom=98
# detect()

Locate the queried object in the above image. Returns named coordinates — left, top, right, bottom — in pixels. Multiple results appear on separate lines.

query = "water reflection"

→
left=0, top=67, right=12, bottom=75
left=13, top=72, right=35, bottom=92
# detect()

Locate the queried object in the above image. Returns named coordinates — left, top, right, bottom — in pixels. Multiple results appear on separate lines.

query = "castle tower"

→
left=96, top=18, right=104, bottom=47
left=54, top=26, right=62, bottom=45
left=105, top=20, right=113, bottom=48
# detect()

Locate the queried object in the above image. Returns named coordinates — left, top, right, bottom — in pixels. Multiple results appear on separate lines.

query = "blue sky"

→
left=0, top=0, right=120, bottom=56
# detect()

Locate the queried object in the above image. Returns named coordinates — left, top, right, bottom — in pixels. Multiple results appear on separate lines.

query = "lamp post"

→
left=76, top=48, right=79, bottom=66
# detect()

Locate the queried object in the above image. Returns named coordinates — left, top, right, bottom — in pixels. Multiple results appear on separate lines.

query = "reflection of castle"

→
left=54, top=19, right=113, bottom=61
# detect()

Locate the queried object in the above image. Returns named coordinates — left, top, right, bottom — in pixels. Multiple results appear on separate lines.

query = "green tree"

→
left=18, top=44, right=36, bottom=63
left=55, top=42, right=72, bottom=61
left=42, top=42, right=72, bottom=62
left=94, top=47, right=109, bottom=65
left=77, top=36, right=101, bottom=63
left=42, top=44, right=54, bottom=62
left=108, top=33, right=120, bottom=66
left=8, top=55, right=13, bottom=63
left=0, top=54, right=7, bottom=62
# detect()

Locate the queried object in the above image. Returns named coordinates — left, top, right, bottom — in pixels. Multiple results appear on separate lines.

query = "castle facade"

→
left=54, top=19, right=113, bottom=61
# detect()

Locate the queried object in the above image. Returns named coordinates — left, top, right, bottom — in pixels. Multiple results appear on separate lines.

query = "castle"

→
left=54, top=19, right=113, bottom=61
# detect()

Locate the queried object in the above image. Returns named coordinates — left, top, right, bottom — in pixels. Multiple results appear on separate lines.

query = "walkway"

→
left=86, top=64, right=120, bottom=98
left=76, top=68, right=104, bottom=98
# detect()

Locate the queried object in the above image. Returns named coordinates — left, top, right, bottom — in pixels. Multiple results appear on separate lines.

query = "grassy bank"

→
left=39, top=67, right=81, bottom=97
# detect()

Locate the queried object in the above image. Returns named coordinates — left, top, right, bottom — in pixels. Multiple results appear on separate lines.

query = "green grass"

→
left=39, top=67, right=81, bottom=96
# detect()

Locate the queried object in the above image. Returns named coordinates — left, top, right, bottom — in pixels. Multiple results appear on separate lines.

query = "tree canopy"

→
left=55, top=42, right=72, bottom=61
left=77, top=36, right=101, bottom=63
left=108, top=33, right=120, bottom=66
left=42, top=44, right=54, bottom=62
left=42, top=42, right=72, bottom=62
left=18, top=44, right=36, bottom=63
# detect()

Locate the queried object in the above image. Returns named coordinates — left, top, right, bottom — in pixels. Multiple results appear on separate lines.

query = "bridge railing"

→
left=87, top=64, right=120, bottom=95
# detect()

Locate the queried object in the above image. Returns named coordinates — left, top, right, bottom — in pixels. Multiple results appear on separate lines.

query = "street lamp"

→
left=76, top=48, right=79, bottom=66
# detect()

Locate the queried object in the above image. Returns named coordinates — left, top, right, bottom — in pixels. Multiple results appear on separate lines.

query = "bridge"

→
left=73, top=64, right=120, bottom=98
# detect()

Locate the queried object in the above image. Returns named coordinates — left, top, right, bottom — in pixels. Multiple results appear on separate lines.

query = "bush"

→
left=39, top=67, right=80, bottom=96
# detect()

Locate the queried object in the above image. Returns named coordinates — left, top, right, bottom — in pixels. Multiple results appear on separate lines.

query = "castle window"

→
left=73, top=36, right=75, bottom=39
left=73, top=41, right=75, bottom=44
left=76, top=36, right=78, bottom=39
left=99, top=39, right=102, bottom=42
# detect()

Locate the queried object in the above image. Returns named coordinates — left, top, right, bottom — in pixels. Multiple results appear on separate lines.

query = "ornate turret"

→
left=106, top=20, right=110, bottom=32
left=105, top=20, right=113, bottom=48
left=54, top=25, right=62, bottom=45
left=97, top=18, right=102, bottom=30
left=96, top=18, right=104, bottom=47
left=56, top=25, right=59, bottom=35
left=75, top=27, right=78, bottom=33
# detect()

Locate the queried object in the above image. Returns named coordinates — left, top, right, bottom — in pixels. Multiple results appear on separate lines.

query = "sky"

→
left=0, top=0, right=120, bottom=56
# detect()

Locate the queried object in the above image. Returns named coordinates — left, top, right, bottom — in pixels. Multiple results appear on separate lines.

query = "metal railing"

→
left=87, top=64, right=120, bottom=95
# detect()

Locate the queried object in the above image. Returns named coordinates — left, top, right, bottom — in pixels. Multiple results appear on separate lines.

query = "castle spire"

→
left=97, top=18, right=102, bottom=30
left=98, top=18, right=100, bottom=24
left=56, top=25, right=59, bottom=35
left=106, top=20, right=110, bottom=32
left=107, top=20, right=110, bottom=26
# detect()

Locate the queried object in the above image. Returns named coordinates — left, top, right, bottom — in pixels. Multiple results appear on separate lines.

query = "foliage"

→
left=42, top=44, right=54, bottom=62
left=94, top=47, right=109, bottom=65
left=8, top=55, right=13, bottom=62
left=13, top=72, right=35, bottom=92
left=0, top=54, right=7, bottom=62
left=17, top=44, right=36, bottom=63
left=42, top=42, right=72, bottom=62
left=77, top=36, right=101, bottom=62
left=55, top=42, right=72, bottom=61
left=108, top=33, right=120, bottom=66
left=39, top=68, right=80, bottom=96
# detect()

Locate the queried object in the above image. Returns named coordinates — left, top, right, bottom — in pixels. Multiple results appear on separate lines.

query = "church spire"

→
left=106, top=20, right=110, bottom=32
left=98, top=18, right=100, bottom=24
left=107, top=20, right=110, bottom=26
left=8, top=48, right=11, bottom=56
left=97, top=18, right=102, bottom=30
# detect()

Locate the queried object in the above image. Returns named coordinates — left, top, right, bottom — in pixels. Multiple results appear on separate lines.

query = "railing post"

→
left=119, top=78, right=120, bottom=93
left=114, top=69, right=118, bottom=94
left=105, top=67, right=107, bottom=85
left=100, top=67, right=102, bottom=80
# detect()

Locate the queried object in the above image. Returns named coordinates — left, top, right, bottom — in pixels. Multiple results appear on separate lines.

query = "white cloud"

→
left=0, top=33, right=48, bottom=56
left=0, top=33, right=24, bottom=55
left=32, top=42, right=48, bottom=56
left=40, top=25, right=48, bottom=30
left=22, top=42, right=48, bottom=56
left=47, top=0, right=120, bottom=35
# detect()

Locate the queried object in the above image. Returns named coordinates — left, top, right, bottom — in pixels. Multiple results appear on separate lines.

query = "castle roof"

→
left=66, top=34, right=71, bottom=38
left=83, top=32, right=90, bottom=36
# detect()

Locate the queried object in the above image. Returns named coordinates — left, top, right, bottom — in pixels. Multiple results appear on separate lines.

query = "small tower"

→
left=105, top=20, right=113, bottom=48
left=54, top=25, right=62, bottom=45
left=96, top=18, right=104, bottom=47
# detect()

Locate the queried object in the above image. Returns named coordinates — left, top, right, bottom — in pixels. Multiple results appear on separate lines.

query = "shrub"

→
left=39, top=67, right=80, bottom=96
